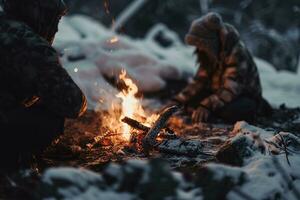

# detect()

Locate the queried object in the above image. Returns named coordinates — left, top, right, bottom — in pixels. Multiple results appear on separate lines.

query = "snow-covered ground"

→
left=54, top=15, right=300, bottom=110
left=40, top=121, right=300, bottom=200
left=34, top=15, right=300, bottom=200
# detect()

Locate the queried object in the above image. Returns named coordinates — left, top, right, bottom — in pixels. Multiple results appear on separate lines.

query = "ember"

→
left=109, top=36, right=119, bottom=44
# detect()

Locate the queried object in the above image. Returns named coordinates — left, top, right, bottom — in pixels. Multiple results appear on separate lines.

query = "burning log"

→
left=142, top=105, right=179, bottom=154
left=121, top=117, right=150, bottom=132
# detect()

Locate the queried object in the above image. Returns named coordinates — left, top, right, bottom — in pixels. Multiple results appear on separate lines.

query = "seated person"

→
left=171, top=12, right=271, bottom=123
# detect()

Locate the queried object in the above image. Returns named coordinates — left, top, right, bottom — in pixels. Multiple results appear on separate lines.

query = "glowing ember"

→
left=116, top=70, right=158, bottom=140
left=109, top=36, right=119, bottom=44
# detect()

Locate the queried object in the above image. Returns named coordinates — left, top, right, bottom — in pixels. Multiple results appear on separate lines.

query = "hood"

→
left=2, top=0, right=67, bottom=44
left=185, top=12, right=224, bottom=60
left=186, top=12, right=241, bottom=64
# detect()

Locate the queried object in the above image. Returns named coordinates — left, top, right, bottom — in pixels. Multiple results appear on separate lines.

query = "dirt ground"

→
left=40, top=105, right=300, bottom=172
left=0, top=105, right=299, bottom=199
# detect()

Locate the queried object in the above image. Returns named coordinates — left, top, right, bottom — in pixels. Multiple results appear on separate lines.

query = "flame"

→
left=116, top=70, right=158, bottom=140
left=100, top=70, right=158, bottom=143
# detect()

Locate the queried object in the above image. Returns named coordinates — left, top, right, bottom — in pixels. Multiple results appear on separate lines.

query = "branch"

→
left=142, top=105, right=179, bottom=154
left=278, top=133, right=291, bottom=166
left=121, top=117, right=150, bottom=132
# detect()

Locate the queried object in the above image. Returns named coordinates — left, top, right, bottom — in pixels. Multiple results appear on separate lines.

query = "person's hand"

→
left=192, top=105, right=211, bottom=123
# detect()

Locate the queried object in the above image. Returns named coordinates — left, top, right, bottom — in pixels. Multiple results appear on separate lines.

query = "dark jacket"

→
left=0, top=14, right=87, bottom=119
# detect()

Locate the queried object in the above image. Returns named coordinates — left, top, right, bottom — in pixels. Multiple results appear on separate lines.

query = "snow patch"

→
left=54, top=14, right=300, bottom=111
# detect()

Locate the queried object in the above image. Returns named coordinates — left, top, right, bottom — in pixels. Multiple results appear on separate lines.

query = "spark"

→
left=109, top=36, right=119, bottom=44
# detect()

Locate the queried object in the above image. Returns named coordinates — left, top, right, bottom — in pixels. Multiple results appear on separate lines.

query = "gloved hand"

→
left=192, top=105, right=211, bottom=123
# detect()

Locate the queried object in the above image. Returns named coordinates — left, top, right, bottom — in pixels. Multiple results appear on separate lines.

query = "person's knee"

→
left=216, top=97, right=257, bottom=123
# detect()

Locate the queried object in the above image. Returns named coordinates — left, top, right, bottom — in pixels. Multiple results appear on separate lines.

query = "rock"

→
left=117, top=160, right=149, bottom=193
left=195, top=164, right=247, bottom=200
left=137, top=159, right=179, bottom=200
left=216, top=121, right=272, bottom=166
left=158, top=139, right=204, bottom=157
left=102, top=159, right=180, bottom=199
left=216, top=135, right=257, bottom=166
left=216, top=132, right=267, bottom=166
left=40, top=167, right=106, bottom=199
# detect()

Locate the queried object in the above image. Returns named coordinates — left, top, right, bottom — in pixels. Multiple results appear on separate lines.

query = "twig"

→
left=264, top=139, right=299, bottom=155
left=278, top=133, right=291, bottom=166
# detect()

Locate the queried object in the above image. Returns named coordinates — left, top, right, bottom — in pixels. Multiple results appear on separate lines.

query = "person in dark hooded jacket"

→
left=171, top=12, right=271, bottom=123
left=0, top=0, right=87, bottom=169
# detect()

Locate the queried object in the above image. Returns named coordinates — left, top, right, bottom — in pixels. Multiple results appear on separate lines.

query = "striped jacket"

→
left=175, top=24, right=262, bottom=111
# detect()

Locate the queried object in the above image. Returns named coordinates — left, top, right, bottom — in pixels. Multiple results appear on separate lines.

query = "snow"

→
left=47, top=15, right=300, bottom=199
left=54, top=15, right=195, bottom=110
left=54, top=15, right=300, bottom=110
left=42, top=167, right=136, bottom=200
left=40, top=121, right=300, bottom=200
left=232, top=121, right=273, bottom=139
left=158, top=139, right=204, bottom=156
left=43, top=167, right=104, bottom=189
left=206, top=163, right=246, bottom=183
left=69, top=190, right=135, bottom=200
left=41, top=159, right=199, bottom=200
left=225, top=122, right=300, bottom=200
left=256, top=58, right=300, bottom=108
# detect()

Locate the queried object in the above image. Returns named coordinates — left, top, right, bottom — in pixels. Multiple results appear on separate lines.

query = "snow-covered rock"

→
left=195, top=164, right=247, bottom=200
left=39, top=121, right=300, bottom=200
left=158, top=139, right=204, bottom=156
left=217, top=121, right=300, bottom=165
left=40, top=159, right=195, bottom=200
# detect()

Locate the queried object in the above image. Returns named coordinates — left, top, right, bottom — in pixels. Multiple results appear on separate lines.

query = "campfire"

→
left=90, top=70, right=214, bottom=156
left=99, top=70, right=179, bottom=154
left=116, top=70, right=159, bottom=141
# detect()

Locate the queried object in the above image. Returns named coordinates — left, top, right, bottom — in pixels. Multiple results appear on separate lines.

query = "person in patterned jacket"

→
left=172, top=12, right=271, bottom=123
left=0, top=0, right=87, bottom=169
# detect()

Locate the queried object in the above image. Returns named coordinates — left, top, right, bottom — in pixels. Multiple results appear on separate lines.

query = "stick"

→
left=142, top=105, right=179, bottom=154
left=278, top=133, right=291, bottom=166
left=122, top=117, right=150, bottom=132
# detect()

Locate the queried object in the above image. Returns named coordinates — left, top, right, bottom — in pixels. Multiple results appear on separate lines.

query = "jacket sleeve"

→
left=32, top=42, right=87, bottom=118
left=200, top=44, right=245, bottom=111
left=173, top=66, right=209, bottom=104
